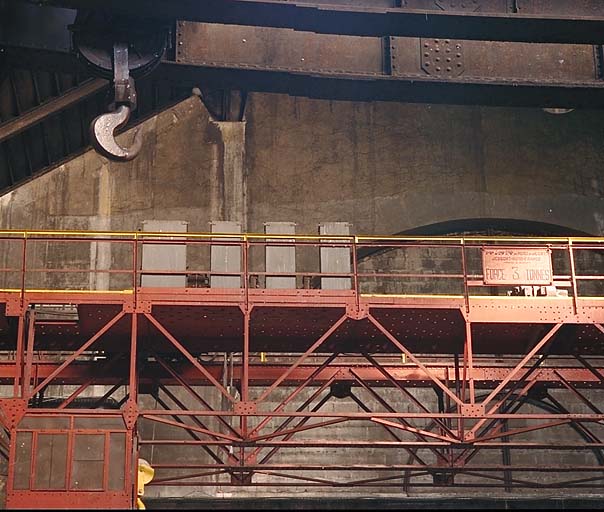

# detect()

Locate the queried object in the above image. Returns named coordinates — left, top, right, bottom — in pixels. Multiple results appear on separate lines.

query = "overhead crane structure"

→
left=0, top=231, right=601, bottom=507
left=4, top=0, right=604, bottom=167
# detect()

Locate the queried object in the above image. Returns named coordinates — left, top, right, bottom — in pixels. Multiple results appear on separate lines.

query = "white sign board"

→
left=482, top=248, right=553, bottom=286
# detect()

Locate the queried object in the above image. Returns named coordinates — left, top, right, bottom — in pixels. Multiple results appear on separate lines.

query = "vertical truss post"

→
left=461, top=239, right=470, bottom=314
left=568, top=239, right=579, bottom=315
left=239, top=306, right=251, bottom=474
left=128, top=311, right=139, bottom=509
left=352, top=236, right=360, bottom=309
left=435, top=387, right=448, bottom=466
left=19, top=234, right=26, bottom=310
left=243, top=237, right=249, bottom=311
left=241, top=308, right=250, bottom=408
left=240, top=237, right=251, bottom=475
left=465, top=321, right=475, bottom=404
left=445, top=371, right=453, bottom=467
left=241, top=236, right=254, bottom=479
left=129, top=313, right=138, bottom=400
left=13, top=315, right=25, bottom=398
left=132, top=235, right=139, bottom=303
left=454, top=353, right=462, bottom=438
left=22, top=309, right=35, bottom=400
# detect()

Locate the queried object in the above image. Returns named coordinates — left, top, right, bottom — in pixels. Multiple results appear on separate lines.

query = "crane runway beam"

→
left=31, top=0, right=604, bottom=44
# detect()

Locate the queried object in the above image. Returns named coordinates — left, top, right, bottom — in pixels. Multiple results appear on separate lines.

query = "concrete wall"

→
left=245, top=95, right=604, bottom=236
left=1, top=92, right=603, bottom=236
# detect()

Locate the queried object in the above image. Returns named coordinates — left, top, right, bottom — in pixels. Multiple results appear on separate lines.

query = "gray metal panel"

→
left=319, top=222, right=352, bottom=290
left=210, top=221, right=242, bottom=289
left=265, top=222, right=296, bottom=289
left=141, top=220, right=188, bottom=288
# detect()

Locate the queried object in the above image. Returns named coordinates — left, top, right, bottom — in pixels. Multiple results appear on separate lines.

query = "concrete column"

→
left=209, top=121, right=247, bottom=229
left=88, top=162, right=112, bottom=291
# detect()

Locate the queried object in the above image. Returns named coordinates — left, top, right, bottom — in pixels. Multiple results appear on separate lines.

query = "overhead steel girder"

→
left=169, top=21, right=604, bottom=108
left=6, top=35, right=602, bottom=109
left=3, top=3, right=604, bottom=108
left=31, top=0, right=604, bottom=44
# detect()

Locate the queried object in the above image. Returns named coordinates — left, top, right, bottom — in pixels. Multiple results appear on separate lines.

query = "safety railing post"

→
left=352, top=236, right=360, bottom=308
left=243, top=236, right=249, bottom=311
left=568, top=239, right=579, bottom=314
left=132, top=233, right=138, bottom=304
left=460, top=238, right=470, bottom=313
left=20, top=232, right=27, bottom=306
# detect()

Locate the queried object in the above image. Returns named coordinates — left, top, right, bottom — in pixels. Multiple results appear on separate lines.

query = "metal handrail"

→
left=0, top=231, right=601, bottom=297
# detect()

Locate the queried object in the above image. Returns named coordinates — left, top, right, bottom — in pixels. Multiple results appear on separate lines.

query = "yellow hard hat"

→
left=137, top=458, right=155, bottom=496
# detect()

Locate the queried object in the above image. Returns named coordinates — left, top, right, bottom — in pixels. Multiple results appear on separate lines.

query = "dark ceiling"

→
left=1, top=0, right=604, bottom=197
left=0, top=67, right=190, bottom=192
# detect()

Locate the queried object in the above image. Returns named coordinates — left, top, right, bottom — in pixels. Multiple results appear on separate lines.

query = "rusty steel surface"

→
left=32, top=0, right=604, bottom=43
left=176, top=22, right=602, bottom=86
left=0, top=231, right=603, bottom=505
left=5, top=4, right=604, bottom=110
left=168, top=21, right=604, bottom=108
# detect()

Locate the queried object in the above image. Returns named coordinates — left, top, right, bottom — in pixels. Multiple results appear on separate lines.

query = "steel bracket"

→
left=234, top=401, right=257, bottom=415
left=5, top=296, right=22, bottom=317
left=122, top=399, right=139, bottom=430
left=346, top=304, right=368, bottom=320
left=0, top=398, right=27, bottom=430
left=460, top=403, right=484, bottom=418
left=135, top=301, right=152, bottom=314
left=421, top=38, right=464, bottom=77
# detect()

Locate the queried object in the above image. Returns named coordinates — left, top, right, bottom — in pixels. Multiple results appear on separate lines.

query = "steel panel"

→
left=140, top=220, right=188, bottom=288
left=265, top=222, right=296, bottom=290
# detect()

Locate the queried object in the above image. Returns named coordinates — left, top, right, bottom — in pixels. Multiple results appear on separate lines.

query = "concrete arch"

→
left=394, top=218, right=595, bottom=237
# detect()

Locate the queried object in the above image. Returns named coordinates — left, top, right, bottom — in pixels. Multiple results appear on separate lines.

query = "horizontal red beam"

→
left=1, top=361, right=603, bottom=388
left=137, top=440, right=604, bottom=449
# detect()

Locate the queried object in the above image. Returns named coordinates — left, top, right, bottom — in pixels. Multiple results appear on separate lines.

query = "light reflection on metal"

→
left=543, top=108, right=575, bottom=114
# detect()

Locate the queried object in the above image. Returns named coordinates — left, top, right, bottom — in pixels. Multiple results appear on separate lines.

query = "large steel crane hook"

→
left=90, top=105, right=143, bottom=162
left=89, top=43, right=142, bottom=161
left=71, top=11, right=168, bottom=162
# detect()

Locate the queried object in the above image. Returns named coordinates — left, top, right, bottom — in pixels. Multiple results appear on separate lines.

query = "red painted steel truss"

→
left=0, top=232, right=603, bottom=507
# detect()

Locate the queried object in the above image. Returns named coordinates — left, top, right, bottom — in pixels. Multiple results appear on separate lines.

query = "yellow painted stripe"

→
left=0, top=229, right=601, bottom=243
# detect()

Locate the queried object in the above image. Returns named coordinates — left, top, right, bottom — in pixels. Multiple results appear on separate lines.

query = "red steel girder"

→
left=0, top=361, right=603, bottom=387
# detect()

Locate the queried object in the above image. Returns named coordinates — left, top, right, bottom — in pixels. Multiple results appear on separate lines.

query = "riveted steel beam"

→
left=27, top=0, right=604, bottom=44
left=171, top=21, right=604, bottom=107
left=3, top=3, right=604, bottom=108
